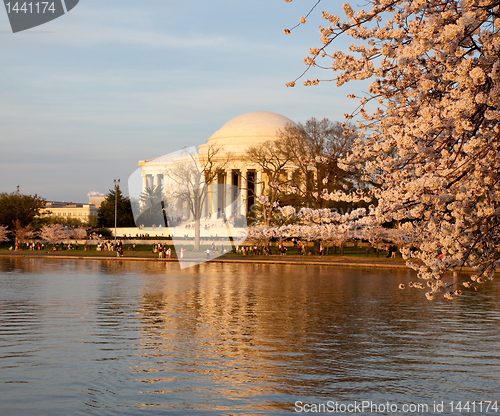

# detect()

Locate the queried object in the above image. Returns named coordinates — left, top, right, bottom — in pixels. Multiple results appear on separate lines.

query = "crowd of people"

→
left=9, top=242, right=81, bottom=251
left=152, top=243, right=173, bottom=259
left=96, top=240, right=124, bottom=256
left=4, top=238, right=400, bottom=260
left=236, top=245, right=273, bottom=256
left=10, top=242, right=47, bottom=251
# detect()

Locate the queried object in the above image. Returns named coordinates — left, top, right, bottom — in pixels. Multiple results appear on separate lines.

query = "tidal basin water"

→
left=0, top=258, right=499, bottom=415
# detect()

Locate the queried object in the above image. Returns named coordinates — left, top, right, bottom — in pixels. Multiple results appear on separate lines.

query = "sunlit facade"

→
left=41, top=201, right=98, bottom=222
left=138, top=111, right=297, bottom=218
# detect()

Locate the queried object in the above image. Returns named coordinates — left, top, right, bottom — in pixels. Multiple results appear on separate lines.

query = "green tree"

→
left=97, top=185, right=135, bottom=228
left=134, top=185, right=166, bottom=227
left=0, top=186, right=46, bottom=229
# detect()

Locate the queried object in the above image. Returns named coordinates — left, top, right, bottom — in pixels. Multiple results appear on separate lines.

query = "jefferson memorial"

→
left=137, top=111, right=296, bottom=218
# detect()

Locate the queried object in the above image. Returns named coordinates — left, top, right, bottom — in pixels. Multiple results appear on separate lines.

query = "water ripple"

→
left=0, top=259, right=499, bottom=415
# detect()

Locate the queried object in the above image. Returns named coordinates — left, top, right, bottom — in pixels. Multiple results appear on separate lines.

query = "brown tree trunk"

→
left=194, top=218, right=201, bottom=251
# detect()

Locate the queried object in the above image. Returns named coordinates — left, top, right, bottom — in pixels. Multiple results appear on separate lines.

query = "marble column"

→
left=240, top=170, right=247, bottom=216
left=207, top=173, right=217, bottom=218
left=142, top=174, right=148, bottom=195
left=207, top=175, right=220, bottom=219
left=154, top=174, right=161, bottom=189
left=225, top=170, right=232, bottom=217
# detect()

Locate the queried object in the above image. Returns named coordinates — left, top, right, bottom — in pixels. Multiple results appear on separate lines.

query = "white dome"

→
left=198, top=111, right=296, bottom=156
left=218, top=111, right=295, bottom=131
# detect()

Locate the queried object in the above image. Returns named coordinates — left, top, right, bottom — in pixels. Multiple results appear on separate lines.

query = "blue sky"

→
left=0, top=0, right=361, bottom=202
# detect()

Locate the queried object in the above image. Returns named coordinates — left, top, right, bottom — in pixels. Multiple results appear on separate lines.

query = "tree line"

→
left=0, top=185, right=136, bottom=244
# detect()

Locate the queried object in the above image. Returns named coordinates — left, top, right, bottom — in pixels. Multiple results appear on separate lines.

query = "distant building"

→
left=41, top=201, right=98, bottom=223
left=88, top=194, right=105, bottom=209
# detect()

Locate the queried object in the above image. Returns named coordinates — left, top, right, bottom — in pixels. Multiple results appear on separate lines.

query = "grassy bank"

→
left=0, top=242, right=406, bottom=263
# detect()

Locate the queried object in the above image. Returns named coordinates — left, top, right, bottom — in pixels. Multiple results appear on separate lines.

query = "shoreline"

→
left=0, top=251, right=422, bottom=270
left=0, top=252, right=487, bottom=273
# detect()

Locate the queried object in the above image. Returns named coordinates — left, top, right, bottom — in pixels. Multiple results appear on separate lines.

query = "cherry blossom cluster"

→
left=0, top=225, right=9, bottom=243
left=280, top=0, right=500, bottom=298
left=40, top=224, right=70, bottom=243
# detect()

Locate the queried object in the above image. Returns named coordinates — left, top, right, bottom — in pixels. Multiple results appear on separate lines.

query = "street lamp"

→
left=114, top=179, right=120, bottom=257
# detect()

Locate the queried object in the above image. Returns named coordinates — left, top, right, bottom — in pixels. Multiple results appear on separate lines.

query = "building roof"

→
left=199, top=111, right=296, bottom=156
left=46, top=201, right=92, bottom=208
left=139, top=111, right=297, bottom=172
left=218, top=111, right=295, bottom=131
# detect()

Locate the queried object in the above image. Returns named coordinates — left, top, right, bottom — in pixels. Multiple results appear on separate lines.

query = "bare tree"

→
left=277, top=118, right=360, bottom=208
left=163, top=146, right=228, bottom=251
left=246, top=118, right=360, bottom=225
left=245, top=137, right=294, bottom=226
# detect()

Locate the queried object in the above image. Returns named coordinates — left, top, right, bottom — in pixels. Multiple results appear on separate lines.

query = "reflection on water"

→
left=0, top=257, right=499, bottom=415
